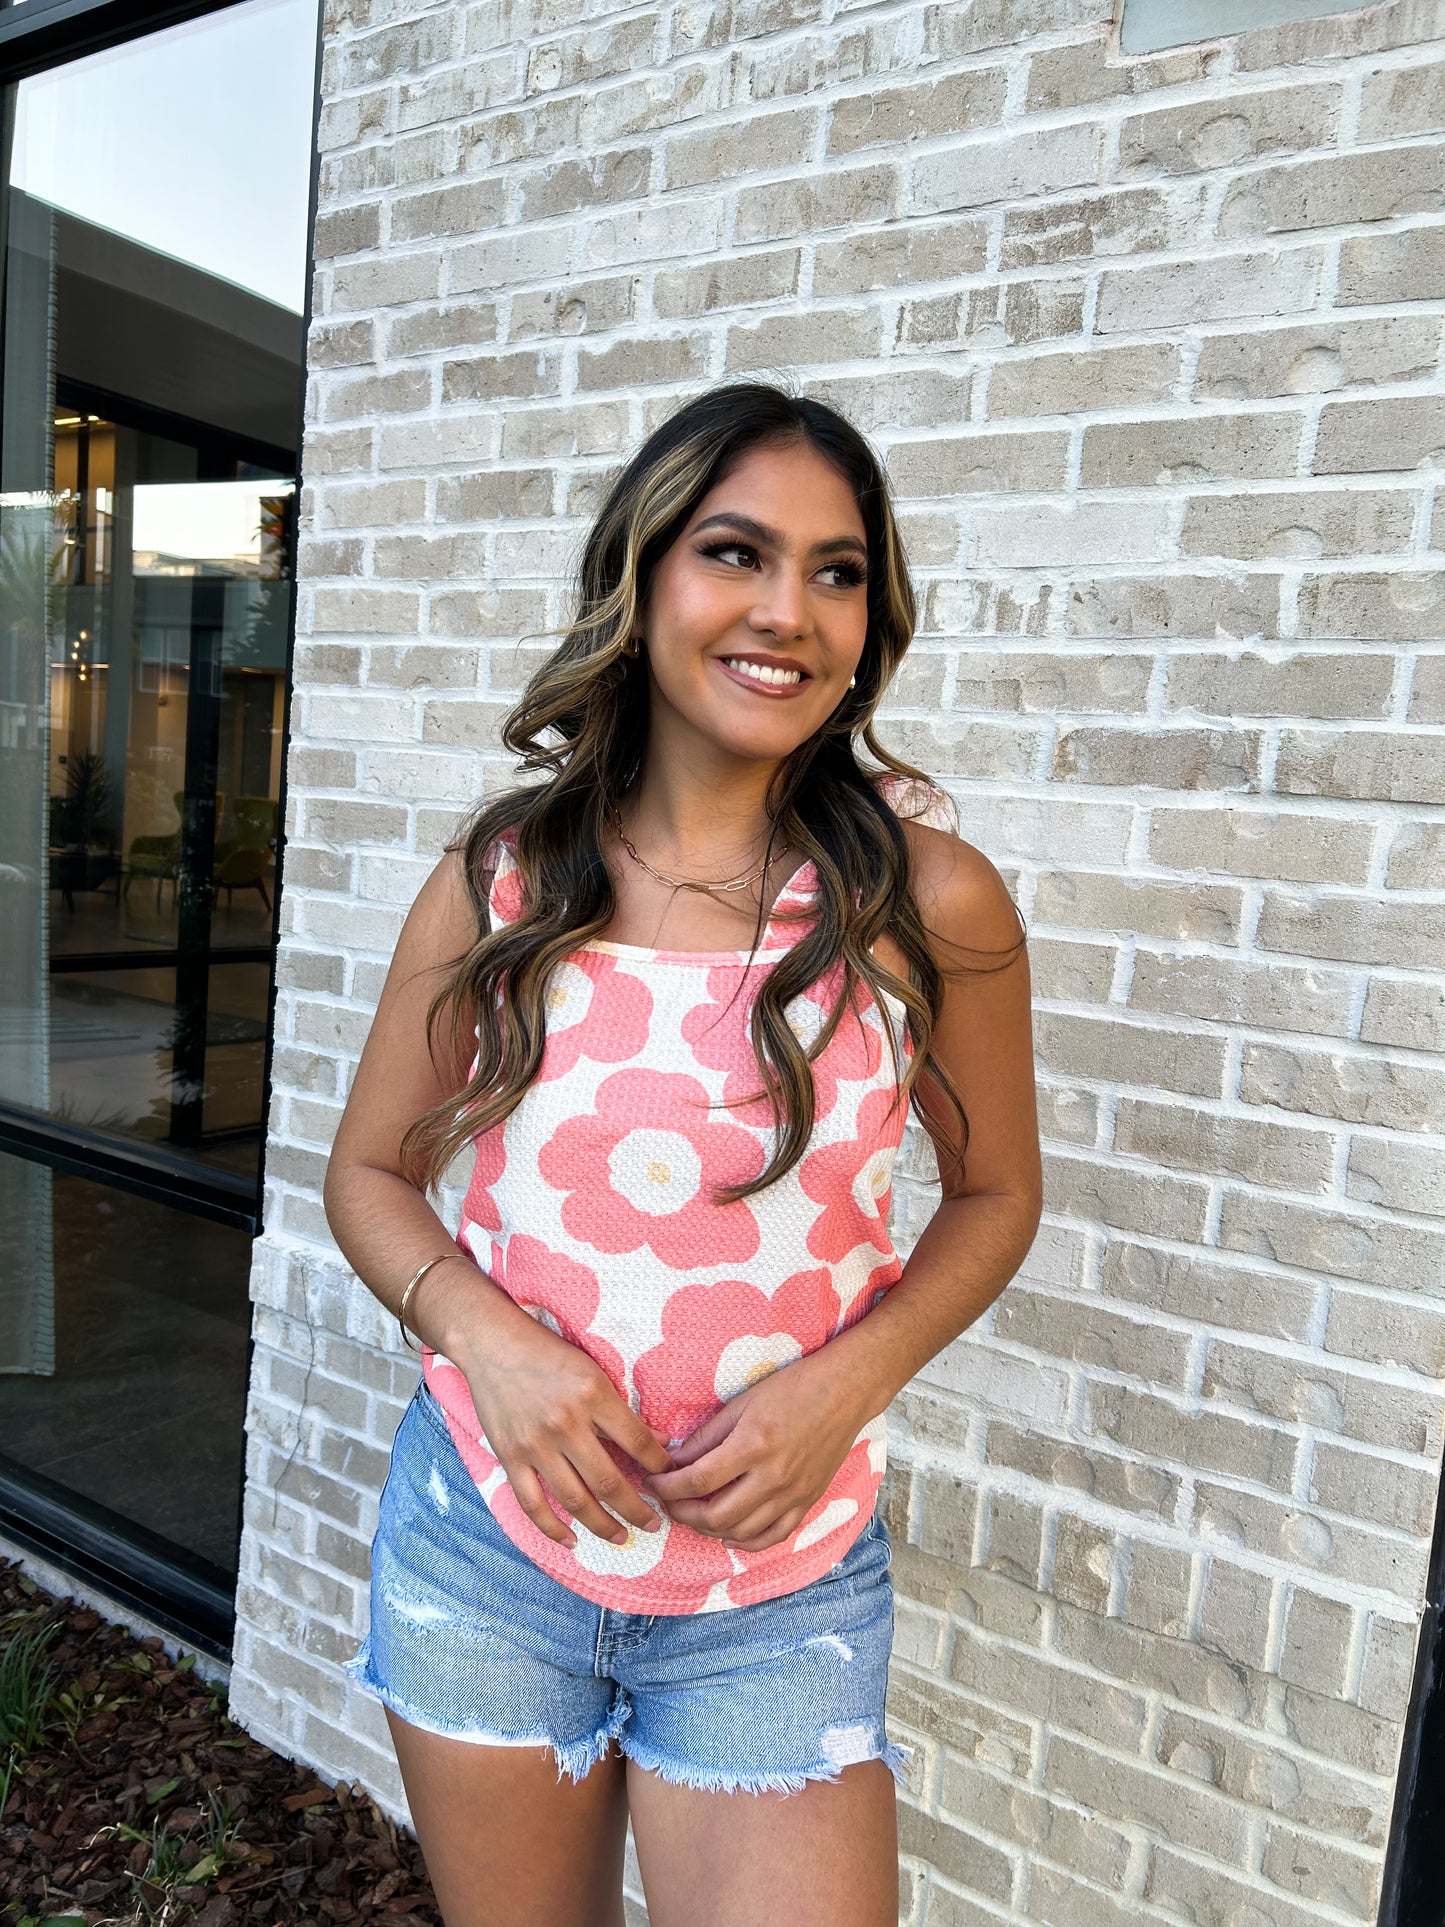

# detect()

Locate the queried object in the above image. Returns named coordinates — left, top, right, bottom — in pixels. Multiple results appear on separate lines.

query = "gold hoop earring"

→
left=623, top=634, right=641, bottom=658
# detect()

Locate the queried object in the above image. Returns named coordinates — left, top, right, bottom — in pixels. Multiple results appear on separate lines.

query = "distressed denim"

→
left=344, top=1378, right=913, bottom=1796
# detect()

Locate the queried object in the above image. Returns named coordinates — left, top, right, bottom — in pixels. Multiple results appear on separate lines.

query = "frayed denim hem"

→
left=616, top=1731, right=916, bottom=1798
left=343, top=1646, right=631, bottom=1785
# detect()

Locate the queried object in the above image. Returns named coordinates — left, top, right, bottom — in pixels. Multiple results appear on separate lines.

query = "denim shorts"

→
left=343, top=1378, right=913, bottom=1796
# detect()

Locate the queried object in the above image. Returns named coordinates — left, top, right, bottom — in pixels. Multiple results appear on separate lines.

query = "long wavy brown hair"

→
left=399, top=381, right=1026, bottom=1202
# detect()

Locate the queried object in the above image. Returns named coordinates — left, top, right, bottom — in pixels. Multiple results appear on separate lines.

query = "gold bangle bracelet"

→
left=397, top=1253, right=453, bottom=1354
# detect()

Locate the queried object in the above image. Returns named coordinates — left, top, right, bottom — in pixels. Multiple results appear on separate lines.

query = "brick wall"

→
left=229, top=1, right=1445, bottom=1919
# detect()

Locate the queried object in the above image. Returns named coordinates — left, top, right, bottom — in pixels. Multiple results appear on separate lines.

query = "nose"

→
left=746, top=563, right=813, bottom=641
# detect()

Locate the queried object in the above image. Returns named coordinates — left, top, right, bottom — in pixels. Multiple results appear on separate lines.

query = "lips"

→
left=717, top=653, right=811, bottom=697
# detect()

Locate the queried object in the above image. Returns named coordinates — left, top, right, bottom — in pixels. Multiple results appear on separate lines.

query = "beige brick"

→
left=1204, top=1335, right=1442, bottom=1458
left=1261, top=1823, right=1381, bottom=1919
left=733, top=163, right=898, bottom=243
left=1091, top=1381, right=1298, bottom=1492
left=723, top=306, right=883, bottom=371
left=961, top=276, right=1089, bottom=347
left=1045, top=1732, right=1250, bottom=1865
left=1082, top=410, right=1303, bottom=486
left=999, top=185, right=1185, bottom=268
left=1387, top=818, right=1445, bottom=889
left=1360, top=977, right=1445, bottom=1054
left=1115, top=1097, right=1333, bottom=1190
left=1157, top=1705, right=1390, bottom=1848
left=1123, top=1540, right=1195, bottom=1639
left=993, top=1289, right=1192, bottom=1387
left=1221, top=144, right=1445, bottom=239
left=1245, top=1038, right=1444, bottom=1140
left=918, top=1466, right=977, bottom=1566
left=390, top=180, right=504, bottom=243
left=963, top=651, right=1156, bottom=712
left=1035, top=868, right=1241, bottom=944
left=939, top=1752, right=1132, bottom=1892
left=1339, top=222, right=1445, bottom=304
left=509, top=276, right=638, bottom=341
left=1068, top=572, right=1280, bottom=640
left=949, top=1635, right=1148, bottom=1753
left=896, top=1806, right=1013, bottom=1905
left=1316, top=396, right=1445, bottom=475
left=1311, top=1437, right=1436, bottom=1537
left=1282, top=1678, right=1403, bottom=1777
left=1195, top=1478, right=1428, bottom=1600
left=1358, top=1614, right=1420, bottom=1722
left=1053, top=724, right=1260, bottom=791
left=1035, top=1008, right=1226, bottom=1100
left=1360, top=55, right=1445, bottom=139
left=1130, top=947, right=1354, bottom=1037
left=1347, top=1135, right=1445, bottom=1218
left=515, top=149, right=651, bottom=220
left=922, top=0, right=1104, bottom=58
left=887, top=1666, right=1033, bottom=1778
left=1120, top=81, right=1342, bottom=175
left=1195, top=315, right=1443, bottom=398
left=1199, top=1558, right=1275, bottom=1671
left=1148, top=805, right=1373, bottom=884
left=911, top=121, right=1101, bottom=214
left=1257, top=887, right=1445, bottom=971
left=1096, top=248, right=1324, bottom=333
left=1054, top=1600, right=1264, bottom=1726
left=987, top=1424, right=1182, bottom=1522
left=1280, top=1584, right=1355, bottom=1697
left=1046, top=1147, right=1211, bottom=1241
left=973, top=502, right=1173, bottom=570
left=1145, top=1844, right=1328, bottom=1927
left=1412, top=655, right=1445, bottom=723
left=888, top=430, right=1068, bottom=497
left=1182, top=489, right=1417, bottom=562
left=1049, top=1513, right=1122, bottom=1614
left=1173, top=649, right=1395, bottom=722
left=1297, top=570, right=1445, bottom=642
left=1026, top=34, right=1210, bottom=112
left=1275, top=727, right=1445, bottom=806
left=1221, top=1188, right=1445, bottom=1300
left=827, top=68, right=1006, bottom=153
left=662, top=108, right=815, bottom=190
left=983, top=1488, right=1045, bottom=1588
left=654, top=248, right=800, bottom=314
left=987, top=343, right=1178, bottom=418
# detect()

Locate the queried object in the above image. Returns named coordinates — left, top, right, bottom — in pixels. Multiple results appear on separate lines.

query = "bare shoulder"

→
left=900, top=817, right=1026, bottom=962
left=400, top=842, right=485, bottom=971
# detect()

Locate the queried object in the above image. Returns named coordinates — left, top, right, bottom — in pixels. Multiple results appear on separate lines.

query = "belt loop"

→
left=594, top=1607, right=608, bottom=1678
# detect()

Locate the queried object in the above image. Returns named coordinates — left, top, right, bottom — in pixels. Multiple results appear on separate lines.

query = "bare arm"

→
left=323, top=846, right=674, bottom=1549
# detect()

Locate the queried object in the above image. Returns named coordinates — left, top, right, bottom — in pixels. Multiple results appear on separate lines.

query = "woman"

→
left=326, top=382, right=1042, bottom=1927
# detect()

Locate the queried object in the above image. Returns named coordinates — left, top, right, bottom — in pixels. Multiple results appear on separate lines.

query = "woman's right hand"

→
left=454, top=1293, right=676, bottom=1550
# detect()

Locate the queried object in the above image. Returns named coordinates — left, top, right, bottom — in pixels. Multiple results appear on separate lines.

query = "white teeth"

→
left=723, top=656, right=802, bottom=686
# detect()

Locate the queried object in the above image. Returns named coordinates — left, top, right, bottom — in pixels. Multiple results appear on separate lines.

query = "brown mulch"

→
left=0, top=1555, right=440, bottom=1926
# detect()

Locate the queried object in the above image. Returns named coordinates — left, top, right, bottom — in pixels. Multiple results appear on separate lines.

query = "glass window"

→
left=1121, top=0, right=1372, bottom=52
left=0, top=0, right=318, bottom=1591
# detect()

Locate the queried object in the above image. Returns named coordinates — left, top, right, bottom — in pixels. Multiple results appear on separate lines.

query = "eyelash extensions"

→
left=695, top=538, right=869, bottom=590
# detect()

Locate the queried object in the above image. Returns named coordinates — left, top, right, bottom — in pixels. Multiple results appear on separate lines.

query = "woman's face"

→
left=637, top=438, right=871, bottom=767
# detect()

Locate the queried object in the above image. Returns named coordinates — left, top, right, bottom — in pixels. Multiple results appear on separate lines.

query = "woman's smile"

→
left=715, top=650, right=812, bottom=697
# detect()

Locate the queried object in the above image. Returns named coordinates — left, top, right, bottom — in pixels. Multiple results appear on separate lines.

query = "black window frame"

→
left=0, top=0, right=323, bottom=1657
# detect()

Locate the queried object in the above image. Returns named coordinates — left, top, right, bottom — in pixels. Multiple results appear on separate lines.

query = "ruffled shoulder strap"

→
left=875, top=772, right=959, bottom=836
left=482, top=827, right=525, bottom=930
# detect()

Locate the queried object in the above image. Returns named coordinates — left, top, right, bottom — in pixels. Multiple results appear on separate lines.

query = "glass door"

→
left=0, top=0, right=318, bottom=1635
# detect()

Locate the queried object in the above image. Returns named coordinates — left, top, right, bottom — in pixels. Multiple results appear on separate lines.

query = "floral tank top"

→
left=421, top=788, right=941, bottom=1613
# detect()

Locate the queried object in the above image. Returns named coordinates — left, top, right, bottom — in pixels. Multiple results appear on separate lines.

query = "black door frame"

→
left=0, top=0, right=323, bottom=1658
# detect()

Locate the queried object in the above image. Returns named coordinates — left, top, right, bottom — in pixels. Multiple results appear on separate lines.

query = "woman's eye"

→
left=698, top=540, right=755, bottom=568
left=821, top=562, right=868, bottom=589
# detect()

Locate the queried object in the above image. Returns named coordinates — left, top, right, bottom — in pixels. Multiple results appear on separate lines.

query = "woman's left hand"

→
left=641, top=1351, right=875, bottom=1553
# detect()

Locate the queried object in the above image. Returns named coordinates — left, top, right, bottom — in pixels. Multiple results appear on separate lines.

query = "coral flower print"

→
left=682, top=962, right=883, bottom=1126
left=538, top=1068, right=765, bottom=1267
left=537, top=951, right=652, bottom=1083
left=800, top=1084, right=908, bottom=1264
left=487, top=1234, right=626, bottom=1396
left=633, top=1268, right=843, bottom=1440
left=458, top=1122, right=506, bottom=1234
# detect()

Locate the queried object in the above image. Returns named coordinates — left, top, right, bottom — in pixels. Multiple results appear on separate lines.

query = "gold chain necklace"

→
left=607, top=804, right=778, bottom=895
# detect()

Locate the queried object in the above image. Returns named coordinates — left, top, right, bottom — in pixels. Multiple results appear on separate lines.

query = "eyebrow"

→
left=690, top=511, right=869, bottom=561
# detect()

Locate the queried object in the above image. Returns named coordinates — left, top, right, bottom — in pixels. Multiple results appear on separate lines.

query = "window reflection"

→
left=0, top=0, right=318, bottom=1587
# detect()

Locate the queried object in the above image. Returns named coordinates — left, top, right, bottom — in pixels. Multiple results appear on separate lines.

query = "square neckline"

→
left=492, top=834, right=819, bottom=967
